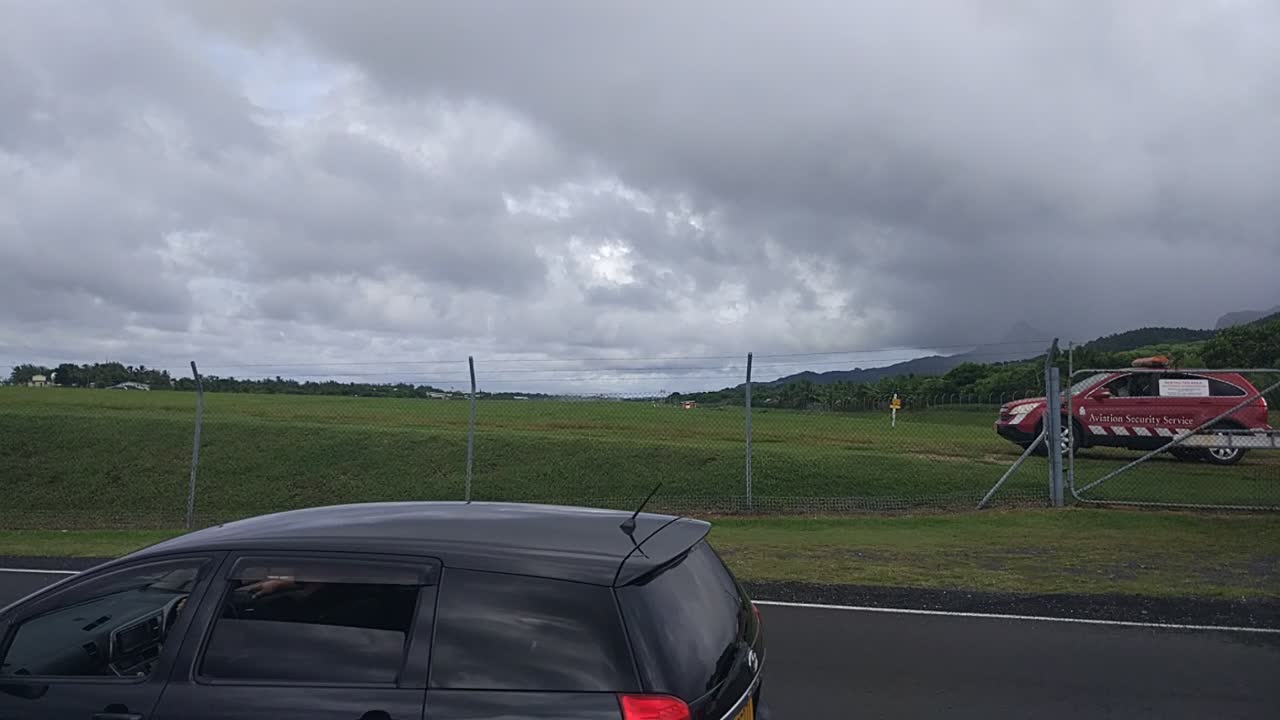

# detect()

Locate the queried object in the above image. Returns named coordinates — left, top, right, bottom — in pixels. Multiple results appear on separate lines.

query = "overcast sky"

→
left=2, top=1, right=1278, bottom=391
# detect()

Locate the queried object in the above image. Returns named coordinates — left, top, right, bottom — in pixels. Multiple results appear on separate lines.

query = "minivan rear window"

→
left=617, top=541, right=756, bottom=702
left=1208, top=378, right=1247, bottom=397
left=431, top=568, right=637, bottom=692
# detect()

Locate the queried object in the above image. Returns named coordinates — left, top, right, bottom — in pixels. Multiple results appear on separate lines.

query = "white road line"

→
left=4, top=568, right=1275, bottom=635
left=753, top=600, right=1280, bottom=634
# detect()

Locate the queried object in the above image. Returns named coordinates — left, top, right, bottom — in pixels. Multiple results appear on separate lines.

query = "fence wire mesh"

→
left=14, top=347, right=1273, bottom=529
left=1067, top=368, right=1280, bottom=510
left=0, top=385, right=197, bottom=529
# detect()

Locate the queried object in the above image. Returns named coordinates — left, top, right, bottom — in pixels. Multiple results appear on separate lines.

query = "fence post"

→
left=185, top=361, right=203, bottom=530
left=1066, top=342, right=1075, bottom=496
left=744, top=352, right=753, bottom=512
left=465, top=356, right=476, bottom=503
left=1044, top=340, right=1063, bottom=507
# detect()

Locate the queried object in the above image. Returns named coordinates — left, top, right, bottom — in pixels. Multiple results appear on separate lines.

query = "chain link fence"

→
left=4, top=345, right=1274, bottom=530
left=0, top=385, right=197, bottom=529
left=1066, top=367, right=1280, bottom=510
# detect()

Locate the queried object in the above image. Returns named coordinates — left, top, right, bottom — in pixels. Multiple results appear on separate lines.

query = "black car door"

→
left=0, top=554, right=219, bottom=720
left=150, top=552, right=437, bottom=720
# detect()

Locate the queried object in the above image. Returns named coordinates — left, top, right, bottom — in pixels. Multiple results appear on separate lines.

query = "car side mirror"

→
left=1095, top=390, right=1111, bottom=400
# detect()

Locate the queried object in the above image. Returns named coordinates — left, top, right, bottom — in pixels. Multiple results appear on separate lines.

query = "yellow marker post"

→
left=890, top=393, right=901, bottom=427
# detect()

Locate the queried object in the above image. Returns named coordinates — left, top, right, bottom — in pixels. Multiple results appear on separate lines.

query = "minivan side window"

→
left=198, top=558, right=425, bottom=685
left=1, top=558, right=208, bottom=679
left=430, top=569, right=636, bottom=692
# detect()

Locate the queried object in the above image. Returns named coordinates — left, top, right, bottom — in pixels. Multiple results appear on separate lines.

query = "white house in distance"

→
left=27, top=374, right=50, bottom=387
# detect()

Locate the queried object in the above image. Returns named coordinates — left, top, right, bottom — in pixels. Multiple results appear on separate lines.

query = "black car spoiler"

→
left=611, top=517, right=710, bottom=587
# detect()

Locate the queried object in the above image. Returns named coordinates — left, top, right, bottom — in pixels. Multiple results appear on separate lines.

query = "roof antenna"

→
left=619, top=483, right=662, bottom=558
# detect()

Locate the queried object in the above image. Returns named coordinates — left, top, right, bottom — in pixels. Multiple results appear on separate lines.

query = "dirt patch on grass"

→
left=895, top=451, right=1014, bottom=465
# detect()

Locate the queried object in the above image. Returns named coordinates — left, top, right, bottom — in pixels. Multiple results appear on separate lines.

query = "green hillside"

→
left=1080, top=327, right=1216, bottom=353
left=679, top=316, right=1280, bottom=409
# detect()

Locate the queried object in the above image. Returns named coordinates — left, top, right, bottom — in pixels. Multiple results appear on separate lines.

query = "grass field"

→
left=1, top=386, right=1277, bottom=528
left=1, top=510, right=1275, bottom=599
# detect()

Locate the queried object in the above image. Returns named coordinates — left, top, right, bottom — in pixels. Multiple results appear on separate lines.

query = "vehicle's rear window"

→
left=617, top=540, right=756, bottom=702
left=1208, top=378, right=1247, bottom=397
left=430, top=568, right=636, bottom=692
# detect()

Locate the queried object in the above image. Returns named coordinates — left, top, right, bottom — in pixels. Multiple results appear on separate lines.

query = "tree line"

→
left=5, top=317, right=1275, bottom=404
left=7, top=362, right=173, bottom=389
left=171, top=377, right=456, bottom=398
left=4, top=363, right=455, bottom=398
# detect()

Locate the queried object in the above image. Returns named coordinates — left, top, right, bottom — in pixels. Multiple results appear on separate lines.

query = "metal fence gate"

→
left=1066, top=366, right=1280, bottom=510
left=978, top=340, right=1063, bottom=509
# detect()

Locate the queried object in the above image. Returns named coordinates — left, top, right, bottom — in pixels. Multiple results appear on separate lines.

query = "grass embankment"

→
left=1, top=510, right=1276, bottom=599
left=712, top=509, right=1280, bottom=599
left=1, top=387, right=1277, bottom=529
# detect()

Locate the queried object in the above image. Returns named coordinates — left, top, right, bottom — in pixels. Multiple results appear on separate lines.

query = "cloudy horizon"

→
left=3, top=1, right=1277, bottom=392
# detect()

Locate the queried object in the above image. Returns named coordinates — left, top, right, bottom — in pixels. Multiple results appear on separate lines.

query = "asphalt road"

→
left=3, top=572, right=1279, bottom=719
left=761, top=603, right=1280, bottom=719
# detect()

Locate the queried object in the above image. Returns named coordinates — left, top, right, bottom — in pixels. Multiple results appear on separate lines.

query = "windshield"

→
left=1070, top=373, right=1112, bottom=396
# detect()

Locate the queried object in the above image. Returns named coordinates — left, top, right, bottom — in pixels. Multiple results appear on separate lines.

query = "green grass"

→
left=0, top=386, right=1277, bottom=528
left=0, top=530, right=178, bottom=557
left=1, top=510, right=1275, bottom=599
left=711, top=509, right=1280, bottom=598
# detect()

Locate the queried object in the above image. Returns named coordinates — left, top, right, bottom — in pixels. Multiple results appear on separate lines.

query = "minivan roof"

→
left=132, top=502, right=711, bottom=586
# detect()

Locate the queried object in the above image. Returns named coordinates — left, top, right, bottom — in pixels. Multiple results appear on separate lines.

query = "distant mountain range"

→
left=768, top=322, right=1048, bottom=386
left=766, top=303, right=1279, bottom=387
left=1216, top=306, right=1280, bottom=329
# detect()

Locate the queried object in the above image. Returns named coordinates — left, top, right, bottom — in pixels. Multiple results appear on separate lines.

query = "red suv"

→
left=995, top=360, right=1271, bottom=465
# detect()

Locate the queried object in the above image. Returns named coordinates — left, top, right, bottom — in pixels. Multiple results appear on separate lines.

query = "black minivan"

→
left=0, top=502, right=765, bottom=720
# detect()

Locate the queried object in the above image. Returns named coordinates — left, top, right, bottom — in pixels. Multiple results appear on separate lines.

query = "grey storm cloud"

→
left=187, top=1, right=1280, bottom=310
left=2, top=0, right=1279, bottom=390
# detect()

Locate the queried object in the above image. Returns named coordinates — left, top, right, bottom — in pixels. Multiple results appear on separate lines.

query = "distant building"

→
left=107, top=381, right=150, bottom=391
left=426, top=392, right=449, bottom=399
left=513, top=396, right=529, bottom=401
left=27, top=374, right=49, bottom=387
left=681, top=400, right=698, bottom=410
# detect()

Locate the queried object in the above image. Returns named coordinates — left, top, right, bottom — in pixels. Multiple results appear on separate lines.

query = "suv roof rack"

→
left=1131, top=355, right=1171, bottom=368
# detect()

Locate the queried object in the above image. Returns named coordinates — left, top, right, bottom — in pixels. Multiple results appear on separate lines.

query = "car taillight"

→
left=618, top=694, right=690, bottom=720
